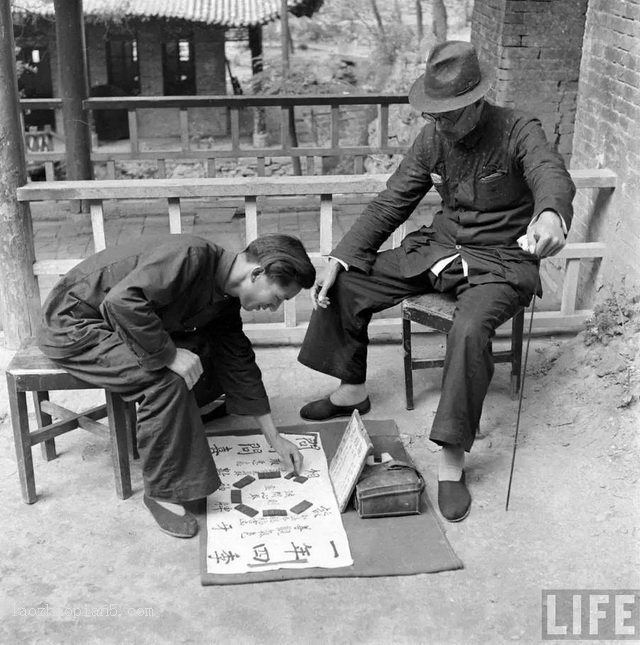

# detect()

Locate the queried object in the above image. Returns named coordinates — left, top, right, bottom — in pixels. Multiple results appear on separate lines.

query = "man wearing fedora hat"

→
left=296, top=41, right=576, bottom=522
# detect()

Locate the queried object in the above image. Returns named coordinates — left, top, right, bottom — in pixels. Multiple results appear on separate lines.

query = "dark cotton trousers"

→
left=297, top=248, right=522, bottom=451
left=41, top=323, right=222, bottom=502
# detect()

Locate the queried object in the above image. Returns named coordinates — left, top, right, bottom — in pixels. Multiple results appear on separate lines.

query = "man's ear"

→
left=250, top=266, right=264, bottom=282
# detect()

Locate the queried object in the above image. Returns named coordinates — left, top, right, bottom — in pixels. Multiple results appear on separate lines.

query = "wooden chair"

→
left=401, top=292, right=525, bottom=410
left=6, top=344, right=137, bottom=504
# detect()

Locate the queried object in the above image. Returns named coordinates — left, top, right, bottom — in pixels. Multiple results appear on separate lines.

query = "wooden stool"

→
left=401, top=292, right=525, bottom=410
left=5, top=345, right=136, bottom=504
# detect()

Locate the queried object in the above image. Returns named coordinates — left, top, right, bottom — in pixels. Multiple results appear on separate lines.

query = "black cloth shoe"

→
left=143, top=494, right=199, bottom=538
left=437, top=471, right=471, bottom=522
left=300, top=396, right=371, bottom=421
left=200, top=402, right=227, bottom=424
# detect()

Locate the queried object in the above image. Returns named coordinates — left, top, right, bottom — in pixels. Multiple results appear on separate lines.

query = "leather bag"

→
left=354, top=459, right=425, bottom=519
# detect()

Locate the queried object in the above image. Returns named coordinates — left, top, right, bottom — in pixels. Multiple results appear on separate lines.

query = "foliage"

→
left=14, top=47, right=36, bottom=96
left=250, top=59, right=353, bottom=96
left=583, top=285, right=640, bottom=346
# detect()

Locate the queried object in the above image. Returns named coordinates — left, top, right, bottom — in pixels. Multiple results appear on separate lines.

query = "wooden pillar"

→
left=249, top=25, right=263, bottom=76
left=280, top=0, right=290, bottom=77
left=53, top=0, right=93, bottom=182
left=249, top=25, right=267, bottom=138
left=280, top=0, right=301, bottom=175
left=0, top=0, right=42, bottom=348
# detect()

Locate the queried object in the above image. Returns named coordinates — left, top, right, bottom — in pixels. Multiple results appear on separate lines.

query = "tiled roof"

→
left=12, top=0, right=323, bottom=27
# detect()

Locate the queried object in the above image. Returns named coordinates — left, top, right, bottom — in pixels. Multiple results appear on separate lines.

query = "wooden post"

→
left=0, top=0, right=42, bottom=348
left=53, top=0, right=93, bottom=183
left=281, top=0, right=290, bottom=77
left=415, top=0, right=424, bottom=42
left=249, top=25, right=267, bottom=139
left=280, top=0, right=301, bottom=175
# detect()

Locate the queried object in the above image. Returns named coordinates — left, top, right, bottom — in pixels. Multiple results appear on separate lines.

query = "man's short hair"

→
left=244, top=234, right=315, bottom=289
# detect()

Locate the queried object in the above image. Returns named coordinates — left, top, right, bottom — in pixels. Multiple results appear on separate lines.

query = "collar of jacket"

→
left=213, top=247, right=238, bottom=303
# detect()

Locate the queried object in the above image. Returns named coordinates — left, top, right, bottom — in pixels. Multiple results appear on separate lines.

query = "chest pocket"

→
left=475, top=169, right=524, bottom=211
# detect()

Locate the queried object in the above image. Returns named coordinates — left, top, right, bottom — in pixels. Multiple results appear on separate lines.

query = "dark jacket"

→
left=38, top=234, right=270, bottom=415
left=332, top=102, right=576, bottom=300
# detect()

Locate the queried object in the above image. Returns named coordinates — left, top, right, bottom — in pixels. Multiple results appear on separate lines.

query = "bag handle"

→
left=380, top=459, right=425, bottom=491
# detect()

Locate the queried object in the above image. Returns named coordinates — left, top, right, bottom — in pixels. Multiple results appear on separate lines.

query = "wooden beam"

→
left=0, top=0, right=41, bottom=348
left=79, top=94, right=410, bottom=109
left=16, top=169, right=616, bottom=202
left=17, top=175, right=392, bottom=201
left=242, top=308, right=596, bottom=346
left=29, top=403, right=110, bottom=444
left=39, top=400, right=110, bottom=437
left=569, top=168, right=618, bottom=189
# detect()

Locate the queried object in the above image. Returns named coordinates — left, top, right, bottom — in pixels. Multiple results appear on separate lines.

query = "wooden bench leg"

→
left=7, top=375, right=37, bottom=504
left=125, top=402, right=139, bottom=461
left=105, top=392, right=132, bottom=500
left=32, top=391, right=57, bottom=461
left=402, top=317, right=415, bottom=410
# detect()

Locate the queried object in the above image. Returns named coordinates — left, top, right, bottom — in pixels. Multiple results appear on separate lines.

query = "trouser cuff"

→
left=145, top=475, right=221, bottom=503
left=429, top=427, right=474, bottom=453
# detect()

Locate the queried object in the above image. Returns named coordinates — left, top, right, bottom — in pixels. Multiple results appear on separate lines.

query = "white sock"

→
left=438, top=445, right=465, bottom=481
left=152, top=499, right=186, bottom=516
left=329, top=383, right=367, bottom=406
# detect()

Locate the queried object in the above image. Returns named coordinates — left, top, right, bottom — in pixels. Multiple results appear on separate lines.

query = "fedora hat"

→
left=409, top=41, right=494, bottom=113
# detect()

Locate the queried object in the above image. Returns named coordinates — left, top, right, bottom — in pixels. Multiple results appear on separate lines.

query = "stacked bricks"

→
left=134, top=20, right=230, bottom=139
left=571, top=0, right=640, bottom=292
left=471, top=0, right=588, bottom=164
left=471, top=0, right=589, bottom=307
left=193, top=25, right=230, bottom=137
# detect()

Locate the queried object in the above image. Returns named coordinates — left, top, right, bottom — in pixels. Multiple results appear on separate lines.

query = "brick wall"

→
left=571, top=0, right=640, bottom=290
left=136, top=21, right=175, bottom=139
left=471, top=0, right=587, bottom=162
left=192, top=25, right=230, bottom=138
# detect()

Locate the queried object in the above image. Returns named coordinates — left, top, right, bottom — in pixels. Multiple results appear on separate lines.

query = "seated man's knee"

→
left=449, top=315, right=489, bottom=348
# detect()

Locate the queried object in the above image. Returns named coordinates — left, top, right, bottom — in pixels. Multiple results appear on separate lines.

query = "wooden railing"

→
left=17, top=168, right=616, bottom=344
left=21, top=94, right=410, bottom=180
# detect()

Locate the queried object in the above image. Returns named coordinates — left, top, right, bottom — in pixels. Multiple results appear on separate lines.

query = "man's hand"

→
left=167, top=347, right=203, bottom=390
left=524, top=209, right=567, bottom=258
left=271, top=435, right=304, bottom=474
left=254, top=413, right=304, bottom=474
left=310, top=258, right=343, bottom=309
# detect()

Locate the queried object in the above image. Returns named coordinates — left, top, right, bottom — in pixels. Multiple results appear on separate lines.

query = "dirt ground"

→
left=0, top=294, right=638, bottom=644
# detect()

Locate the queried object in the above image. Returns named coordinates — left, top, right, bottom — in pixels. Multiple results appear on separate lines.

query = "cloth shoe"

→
left=437, top=471, right=471, bottom=522
left=200, top=401, right=228, bottom=424
left=143, top=494, right=199, bottom=538
left=300, top=396, right=371, bottom=421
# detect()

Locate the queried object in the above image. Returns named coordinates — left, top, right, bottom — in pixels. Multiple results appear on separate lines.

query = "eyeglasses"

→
left=421, top=106, right=467, bottom=125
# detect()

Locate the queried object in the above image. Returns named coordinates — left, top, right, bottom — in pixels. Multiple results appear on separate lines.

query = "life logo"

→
left=542, top=589, right=640, bottom=640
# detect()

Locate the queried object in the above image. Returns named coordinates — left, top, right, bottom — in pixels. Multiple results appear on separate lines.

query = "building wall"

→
left=16, top=17, right=233, bottom=141
left=471, top=0, right=588, bottom=163
left=191, top=25, right=231, bottom=138
left=135, top=20, right=172, bottom=138
left=571, top=0, right=640, bottom=291
left=471, top=0, right=591, bottom=309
